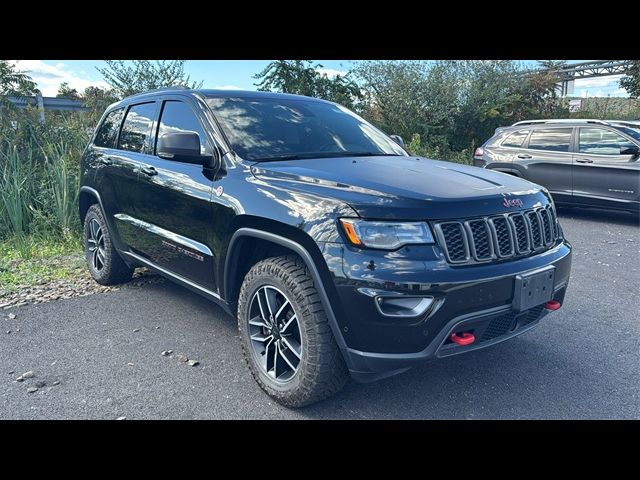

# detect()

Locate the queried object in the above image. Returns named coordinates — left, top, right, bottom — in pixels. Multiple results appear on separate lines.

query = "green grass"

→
left=0, top=234, right=84, bottom=294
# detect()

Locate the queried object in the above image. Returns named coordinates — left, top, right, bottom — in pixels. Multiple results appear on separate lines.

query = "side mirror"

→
left=620, top=145, right=640, bottom=157
left=157, top=132, right=203, bottom=164
left=389, top=134, right=405, bottom=148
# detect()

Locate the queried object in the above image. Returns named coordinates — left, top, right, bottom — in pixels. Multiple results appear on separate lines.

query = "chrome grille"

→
left=434, top=206, right=560, bottom=265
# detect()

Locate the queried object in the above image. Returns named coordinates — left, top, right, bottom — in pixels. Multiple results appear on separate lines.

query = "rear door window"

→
left=528, top=128, right=572, bottom=152
left=118, top=102, right=157, bottom=154
left=94, top=108, right=124, bottom=148
left=502, top=130, right=529, bottom=148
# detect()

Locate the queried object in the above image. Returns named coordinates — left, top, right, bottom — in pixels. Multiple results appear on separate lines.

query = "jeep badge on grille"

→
left=503, top=198, right=524, bottom=208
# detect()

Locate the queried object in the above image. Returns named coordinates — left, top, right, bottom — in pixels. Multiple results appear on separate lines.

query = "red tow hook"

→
left=544, top=300, right=561, bottom=311
left=450, top=332, right=475, bottom=346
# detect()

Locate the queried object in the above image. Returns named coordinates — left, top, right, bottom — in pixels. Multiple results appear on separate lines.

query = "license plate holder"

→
left=513, top=266, right=555, bottom=312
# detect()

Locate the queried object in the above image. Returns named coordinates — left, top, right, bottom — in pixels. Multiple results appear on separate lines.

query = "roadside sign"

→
left=569, top=99, right=582, bottom=113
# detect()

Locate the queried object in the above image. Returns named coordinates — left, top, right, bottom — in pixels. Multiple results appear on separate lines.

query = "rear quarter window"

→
left=501, top=130, right=529, bottom=148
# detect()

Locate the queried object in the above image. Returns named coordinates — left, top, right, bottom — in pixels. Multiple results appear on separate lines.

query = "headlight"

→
left=339, top=219, right=435, bottom=250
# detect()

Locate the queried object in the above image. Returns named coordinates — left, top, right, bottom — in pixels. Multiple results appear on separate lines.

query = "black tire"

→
left=83, top=204, right=133, bottom=285
left=237, top=255, right=348, bottom=407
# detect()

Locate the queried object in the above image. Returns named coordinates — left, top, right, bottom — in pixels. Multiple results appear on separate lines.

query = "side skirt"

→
left=120, top=250, right=233, bottom=316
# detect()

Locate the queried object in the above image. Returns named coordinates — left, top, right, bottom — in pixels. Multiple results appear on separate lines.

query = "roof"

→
left=122, top=87, right=329, bottom=103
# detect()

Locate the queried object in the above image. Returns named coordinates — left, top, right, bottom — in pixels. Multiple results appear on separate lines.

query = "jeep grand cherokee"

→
left=79, top=89, right=572, bottom=407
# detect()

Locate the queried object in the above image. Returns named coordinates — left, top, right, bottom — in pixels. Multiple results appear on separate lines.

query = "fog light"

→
left=375, top=296, right=434, bottom=318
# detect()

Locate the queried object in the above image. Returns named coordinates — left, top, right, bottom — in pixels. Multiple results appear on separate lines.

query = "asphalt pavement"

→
left=1, top=207, right=639, bottom=419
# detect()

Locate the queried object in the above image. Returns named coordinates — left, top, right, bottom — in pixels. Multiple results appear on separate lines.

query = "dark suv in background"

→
left=474, top=119, right=640, bottom=213
left=80, top=89, right=572, bottom=406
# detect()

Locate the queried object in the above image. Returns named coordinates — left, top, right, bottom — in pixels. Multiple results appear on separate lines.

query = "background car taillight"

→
left=474, top=147, right=484, bottom=158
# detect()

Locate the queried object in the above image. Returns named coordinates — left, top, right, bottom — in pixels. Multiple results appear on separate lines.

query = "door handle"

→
left=140, top=166, right=158, bottom=176
left=575, top=158, right=593, bottom=164
left=517, top=154, right=532, bottom=159
left=99, top=157, right=112, bottom=166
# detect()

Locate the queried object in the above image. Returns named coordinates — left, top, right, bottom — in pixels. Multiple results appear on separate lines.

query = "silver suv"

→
left=474, top=119, right=640, bottom=213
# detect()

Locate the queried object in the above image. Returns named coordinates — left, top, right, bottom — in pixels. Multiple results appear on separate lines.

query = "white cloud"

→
left=574, top=74, right=624, bottom=89
left=316, top=67, right=347, bottom=79
left=10, top=60, right=110, bottom=97
left=212, top=84, right=243, bottom=90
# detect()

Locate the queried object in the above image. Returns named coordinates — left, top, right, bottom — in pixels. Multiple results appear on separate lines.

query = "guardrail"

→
left=3, top=94, right=88, bottom=121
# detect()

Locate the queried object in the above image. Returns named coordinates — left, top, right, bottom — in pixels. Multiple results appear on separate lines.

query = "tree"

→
left=0, top=60, right=39, bottom=108
left=81, top=86, right=119, bottom=111
left=254, top=60, right=362, bottom=110
left=96, top=60, right=203, bottom=97
left=354, top=61, right=447, bottom=142
left=56, top=82, right=80, bottom=99
left=353, top=60, right=568, bottom=157
left=620, top=61, right=640, bottom=99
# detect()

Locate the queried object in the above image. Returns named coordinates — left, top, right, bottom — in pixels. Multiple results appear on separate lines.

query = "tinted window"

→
left=94, top=108, right=124, bottom=148
left=528, top=128, right=572, bottom=152
left=156, top=101, right=208, bottom=156
left=579, top=127, right=635, bottom=155
left=118, top=102, right=156, bottom=153
left=502, top=130, right=529, bottom=148
left=206, top=97, right=406, bottom=161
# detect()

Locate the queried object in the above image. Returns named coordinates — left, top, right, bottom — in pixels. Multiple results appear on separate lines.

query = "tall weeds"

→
left=0, top=142, right=36, bottom=238
left=0, top=108, right=89, bottom=244
left=41, top=141, right=80, bottom=235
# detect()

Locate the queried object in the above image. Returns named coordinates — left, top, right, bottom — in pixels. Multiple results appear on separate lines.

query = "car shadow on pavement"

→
left=556, top=206, right=639, bottom=227
left=132, top=278, right=633, bottom=419
left=298, top=337, right=602, bottom=419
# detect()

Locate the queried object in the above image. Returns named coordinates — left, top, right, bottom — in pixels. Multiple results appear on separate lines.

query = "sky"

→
left=9, top=60, right=629, bottom=98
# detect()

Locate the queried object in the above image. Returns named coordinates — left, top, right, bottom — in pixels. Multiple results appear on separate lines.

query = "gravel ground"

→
left=0, top=260, right=164, bottom=310
left=1, top=207, right=638, bottom=419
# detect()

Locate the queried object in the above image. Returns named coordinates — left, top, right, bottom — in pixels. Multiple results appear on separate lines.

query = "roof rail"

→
left=512, top=119, right=611, bottom=127
left=605, top=119, right=640, bottom=126
left=124, top=86, right=191, bottom=99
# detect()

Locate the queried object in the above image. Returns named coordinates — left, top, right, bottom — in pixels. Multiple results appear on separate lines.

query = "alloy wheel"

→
left=87, top=218, right=106, bottom=272
left=248, top=285, right=303, bottom=383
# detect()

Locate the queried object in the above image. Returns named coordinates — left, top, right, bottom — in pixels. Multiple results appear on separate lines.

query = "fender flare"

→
left=79, top=186, right=106, bottom=220
left=79, top=186, right=130, bottom=261
left=226, top=228, right=353, bottom=368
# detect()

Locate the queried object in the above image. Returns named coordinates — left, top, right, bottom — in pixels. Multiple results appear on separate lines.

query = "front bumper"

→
left=320, top=239, right=572, bottom=382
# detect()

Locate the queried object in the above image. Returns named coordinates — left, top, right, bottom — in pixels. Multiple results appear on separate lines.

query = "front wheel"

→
left=237, top=255, right=348, bottom=407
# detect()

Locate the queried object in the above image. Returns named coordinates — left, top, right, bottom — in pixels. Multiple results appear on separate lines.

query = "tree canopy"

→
left=254, top=60, right=362, bottom=110
left=0, top=60, right=39, bottom=107
left=96, top=60, right=203, bottom=98
left=620, top=61, right=640, bottom=99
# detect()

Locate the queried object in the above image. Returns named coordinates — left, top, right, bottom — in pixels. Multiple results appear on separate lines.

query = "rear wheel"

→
left=237, top=255, right=348, bottom=407
left=83, top=204, right=133, bottom=285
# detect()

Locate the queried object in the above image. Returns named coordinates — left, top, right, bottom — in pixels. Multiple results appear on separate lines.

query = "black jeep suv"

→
left=474, top=119, right=640, bottom=213
left=80, top=89, right=572, bottom=406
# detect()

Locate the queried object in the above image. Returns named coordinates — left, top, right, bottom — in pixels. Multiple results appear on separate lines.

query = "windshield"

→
left=206, top=96, right=407, bottom=161
left=616, top=126, right=640, bottom=142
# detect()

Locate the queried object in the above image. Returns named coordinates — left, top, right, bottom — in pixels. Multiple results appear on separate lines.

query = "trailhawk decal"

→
left=162, top=240, right=204, bottom=262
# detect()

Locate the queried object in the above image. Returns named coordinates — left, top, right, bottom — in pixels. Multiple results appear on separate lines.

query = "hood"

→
left=251, top=155, right=551, bottom=220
